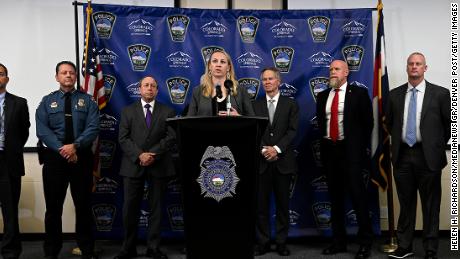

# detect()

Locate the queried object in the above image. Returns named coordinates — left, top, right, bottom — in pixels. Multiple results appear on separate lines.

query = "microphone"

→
left=215, top=84, right=222, bottom=99
left=224, top=80, right=233, bottom=116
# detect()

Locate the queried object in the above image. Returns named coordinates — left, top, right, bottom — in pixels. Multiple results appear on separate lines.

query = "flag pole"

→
left=376, top=0, right=397, bottom=252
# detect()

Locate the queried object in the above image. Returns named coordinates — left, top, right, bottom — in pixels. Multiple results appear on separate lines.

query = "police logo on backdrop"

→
left=279, top=83, right=297, bottom=98
left=166, top=77, right=190, bottom=104
left=271, top=46, right=294, bottom=73
left=197, top=146, right=240, bottom=202
left=311, top=175, right=328, bottom=192
left=311, top=139, right=322, bottom=166
left=342, top=45, right=364, bottom=71
left=92, top=11, right=116, bottom=39
left=201, top=46, right=225, bottom=67
left=309, top=77, right=329, bottom=102
left=289, top=210, right=300, bottom=226
left=270, top=21, right=296, bottom=38
left=128, top=18, right=154, bottom=36
left=237, top=16, right=259, bottom=43
left=237, top=51, right=263, bottom=69
left=100, top=113, right=117, bottom=132
left=127, top=44, right=151, bottom=71
left=312, top=202, right=332, bottom=229
left=92, top=204, right=116, bottom=231
left=103, top=75, right=116, bottom=102
left=167, top=178, right=182, bottom=194
left=100, top=140, right=116, bottom=169
left=308, top=51, right=333, bottom=67
left=346, top=210, right=358, bottom=226
left=238, top=78, right=260, bottom=100
left=98, top=48, right=119, bottom=65
left=166, top=51, right=192, bottom=68
left=307, top=16, right=330, bottom=42
left=167, top=204, right=184, bottom=231
left=349, top=81, right=368, bottom=89
left=126, top=81, right=140, bottom=98
left=342, top=20, right=366, bottom=37
left=167, top=15, right=190, bottom=42
left=201, top=20, right=228, bottom=38
left=139, top=210, right=149, bottom=227
left=95, top=177, right=119, bottom=194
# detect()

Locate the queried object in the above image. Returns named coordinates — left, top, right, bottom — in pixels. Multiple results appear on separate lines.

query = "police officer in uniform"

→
left=36, top=61, right=99, bottom=259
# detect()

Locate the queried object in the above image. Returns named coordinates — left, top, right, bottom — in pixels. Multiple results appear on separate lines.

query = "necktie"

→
left=64, top=92, right=74, bottom=144
left=0, top=102, right=4, bottom=148
left=405, top=87, right=417, bottom=146
left=268, top=99, right=275, bottom=124
left=145, top=103, right=152, bottom=128
left=329, top=89, right=340, bottom=142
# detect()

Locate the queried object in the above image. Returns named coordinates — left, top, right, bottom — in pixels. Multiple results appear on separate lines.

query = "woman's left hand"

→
left=218, top=107, right=240, bottom=116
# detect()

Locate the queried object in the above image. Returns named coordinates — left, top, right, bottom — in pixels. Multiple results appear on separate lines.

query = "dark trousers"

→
left=42, top=149, right=94, bottom=256
left=255, top=164, right=292, bottom=245
left=322, top=140, right=373, bottom=246
left=394, top=144, right=441, bottom=252
left=0, top=152, right=22, bottom=258
left=121, top=174, right=167, bottom=253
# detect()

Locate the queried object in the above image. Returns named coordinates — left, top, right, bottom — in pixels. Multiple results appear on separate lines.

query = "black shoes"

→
left=254, top=243, right=271, bottom=256
left=322, top=244, right=347, bottom=255
left=388, top=247, right=414, bottom=258
left=145, top=248, right=168, bottom=259
left=424, top=250, right=438, bottom=259
left=113, top=251, right=137, bottom=259
left=276, top=244, right=290, bottom=256
left=355, top=245, right=371, bottom=259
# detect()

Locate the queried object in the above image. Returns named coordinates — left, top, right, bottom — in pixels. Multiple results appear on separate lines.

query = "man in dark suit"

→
left=387, top=53, right=450, bottom=259
left=115, top=76, right=176, bottom=259
left=317, top=60, right=373, bottom=259
left=253, top=67, right=299, bottom=257
left=0, top=63, right=30, bottom=259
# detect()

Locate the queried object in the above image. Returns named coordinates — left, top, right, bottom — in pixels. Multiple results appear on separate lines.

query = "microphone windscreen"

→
left=224, top=79, right=233, bottom=90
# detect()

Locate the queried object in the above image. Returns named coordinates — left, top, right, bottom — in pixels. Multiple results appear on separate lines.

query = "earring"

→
left=226, top=71, right=230, bottom=80
left=208, top=70, right=212, bottom=77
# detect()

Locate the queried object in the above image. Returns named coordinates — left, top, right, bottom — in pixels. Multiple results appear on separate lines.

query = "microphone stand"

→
left=226, top=88, right=232, bottom=116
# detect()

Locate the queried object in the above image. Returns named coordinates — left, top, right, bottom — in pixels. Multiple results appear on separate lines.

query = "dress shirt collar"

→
left=266, top=91, right=280, bottom=103
left=407, top=79, right=425, bottom=93
left=141, top=99, right=155, bottom=109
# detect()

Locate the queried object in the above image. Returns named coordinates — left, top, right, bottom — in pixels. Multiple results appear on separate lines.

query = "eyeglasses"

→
left=0, top=73, right=6, bottom=77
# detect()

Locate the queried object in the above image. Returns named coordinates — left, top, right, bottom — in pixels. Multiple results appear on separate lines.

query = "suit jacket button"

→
left=270, top=133, right=274, bottom=137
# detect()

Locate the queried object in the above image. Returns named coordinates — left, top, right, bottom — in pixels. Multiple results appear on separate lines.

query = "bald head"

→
left=329, top=60, right=349, bottom=89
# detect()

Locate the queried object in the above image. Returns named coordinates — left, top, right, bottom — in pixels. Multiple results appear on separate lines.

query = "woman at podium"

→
left=187, top=50, right=254, bottom=116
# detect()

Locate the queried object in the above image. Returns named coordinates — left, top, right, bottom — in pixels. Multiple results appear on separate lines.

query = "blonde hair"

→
left=201, top=50, right=238, bottom=97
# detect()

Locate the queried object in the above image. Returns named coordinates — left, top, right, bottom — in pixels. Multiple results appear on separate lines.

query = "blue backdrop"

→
left=87, top=3, right=380, bottom=240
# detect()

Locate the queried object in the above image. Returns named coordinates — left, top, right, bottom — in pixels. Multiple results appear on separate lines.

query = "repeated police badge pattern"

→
left=83, top=3, right=379, bottom=239
left=197, top=146, right=240, bottom=202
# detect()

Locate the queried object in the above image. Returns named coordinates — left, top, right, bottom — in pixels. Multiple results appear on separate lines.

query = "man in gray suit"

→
left=387, top=52, right=451, bottom=259
left=115, top=76, right=176, bottom=259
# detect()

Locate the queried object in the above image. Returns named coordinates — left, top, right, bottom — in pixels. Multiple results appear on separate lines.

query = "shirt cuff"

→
left=273, top=145, right=281, bottom=154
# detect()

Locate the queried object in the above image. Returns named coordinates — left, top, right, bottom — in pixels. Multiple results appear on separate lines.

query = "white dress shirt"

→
left=265, top=92, right=281, bottom=154
left=141, top=99, right=155, bottom=117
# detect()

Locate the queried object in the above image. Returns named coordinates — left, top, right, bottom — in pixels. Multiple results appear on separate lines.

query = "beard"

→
left=329, top=78, right=340, bottom=89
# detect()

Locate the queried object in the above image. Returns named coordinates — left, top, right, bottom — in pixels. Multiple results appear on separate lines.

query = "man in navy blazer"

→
left=0, top=63, right=30, bottom=259
left=316, top=60, right=374, bottom=259
left=387, top=53, right=450, bottom=259
left=115, top=76, right=176, bottom=259
left=253, top=67, right=299, bottom=257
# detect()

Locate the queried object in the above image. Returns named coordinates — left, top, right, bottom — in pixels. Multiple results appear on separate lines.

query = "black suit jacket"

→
left=253, top=95, right=299, bottom=175
left=316, top=84, right=373, bottom=162
left=4, top=92, right=30, bottom=176
left=386, top=81, right=451, bottom=171
left=118, top=100, right=176, bottom=178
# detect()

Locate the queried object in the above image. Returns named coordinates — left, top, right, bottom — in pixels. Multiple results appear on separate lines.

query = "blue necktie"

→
left=405, top=87, right=417, bottom=147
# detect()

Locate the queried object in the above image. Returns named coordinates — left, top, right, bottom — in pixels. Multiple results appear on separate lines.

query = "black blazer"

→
left=118, top=100, right=176, bottom=178
left=253, top=95, right=299, bottom=175
left=316, top=84, right=373, bottom=162
left=4, top=92, right=30, bottom=176
left=386, top=81, right=451, bottom=171
left=187, top=85, right=255, bottom=116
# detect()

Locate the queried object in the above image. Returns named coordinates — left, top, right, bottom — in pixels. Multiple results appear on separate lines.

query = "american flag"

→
left=370, top=1, right=390, bottom=190
left=81, top=1, right=105, bottom=185
left=81, top=2, right=106, bottom=109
